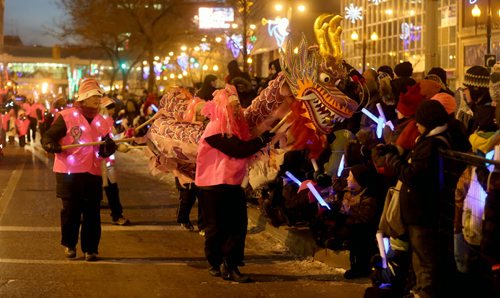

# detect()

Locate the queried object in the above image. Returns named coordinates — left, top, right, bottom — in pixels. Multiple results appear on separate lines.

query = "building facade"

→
left=340, top=0, right=499, bottom=88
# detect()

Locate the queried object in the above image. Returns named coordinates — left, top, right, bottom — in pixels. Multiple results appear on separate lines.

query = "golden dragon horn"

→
left=314, top=14, right=333, bottom=57
left=328, top=15, right=344, bottom=62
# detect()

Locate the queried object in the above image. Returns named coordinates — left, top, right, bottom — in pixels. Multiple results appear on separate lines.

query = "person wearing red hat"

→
left=390, top=83, right=424, bottom=154
left=42, top=78, right=116, bottom=262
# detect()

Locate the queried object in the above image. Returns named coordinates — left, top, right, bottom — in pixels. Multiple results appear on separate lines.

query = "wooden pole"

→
left=134, top=111, right=162, bottom=133
left=270, top=111, right=292, bottom=133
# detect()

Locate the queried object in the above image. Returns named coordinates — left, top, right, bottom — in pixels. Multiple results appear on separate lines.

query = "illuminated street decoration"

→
left=226, top=34, right=254, bottom=58
left=262, top=17, right=289, bottom=48
left=199, top=42, right=211, bottom=52
left=154, top=62, right=163, bottom=75
left=177, top=55, right=189, bottom=71
left=369, top=0, right=384, bottom=4
left=345, top=4, right=362, bottom=23
left=400, top=22, right=422, bottom=49
left=469, top=0, right=477, bottom=4
left=227, top=34, right=242, bottom=57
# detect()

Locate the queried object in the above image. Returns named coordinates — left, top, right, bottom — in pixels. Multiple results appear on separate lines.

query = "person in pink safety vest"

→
left=15, top=109, right=30, bottom=147
left=42, top=78, right=116, bottom=262
left=99, top=97, right=130, bottom=226
left=195, top=85, right=274, bottom=283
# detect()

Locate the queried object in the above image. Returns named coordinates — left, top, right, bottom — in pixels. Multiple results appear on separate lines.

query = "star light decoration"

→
left=345, top=4, right=363, bottom=24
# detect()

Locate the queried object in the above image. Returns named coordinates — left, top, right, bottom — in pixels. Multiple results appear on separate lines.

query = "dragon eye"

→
left=319, top=73, right=332, bottom=84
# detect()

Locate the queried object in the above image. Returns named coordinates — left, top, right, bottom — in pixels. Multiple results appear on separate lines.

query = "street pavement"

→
left=0, top=141, right=370, bottom=297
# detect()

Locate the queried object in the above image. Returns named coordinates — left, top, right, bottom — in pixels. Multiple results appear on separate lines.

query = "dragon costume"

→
left=146, top=14, right=368, bottom=185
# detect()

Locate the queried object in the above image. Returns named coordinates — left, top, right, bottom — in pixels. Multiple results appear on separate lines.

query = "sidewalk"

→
left=117, top=148, right=351, bottom=271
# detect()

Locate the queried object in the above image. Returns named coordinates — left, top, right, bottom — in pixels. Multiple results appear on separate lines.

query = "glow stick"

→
left=150, top=104, right=158, bottom=112
left=306, top=182, right=331, bottom=210
left=311, top=159, right=319, bottom=172
left=376, top=232, right=388, bottom=269
left=337, top=154, right=345, bottom=177
left=376, top=103, right=394, bottom=131
left=361, top=108, right=379, bottom=123
left=285, top=171, right=302, bottom=186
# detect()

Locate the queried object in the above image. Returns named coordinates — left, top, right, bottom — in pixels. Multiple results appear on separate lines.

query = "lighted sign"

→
left=400, top=22, right=421, bottom=49
left=198, top=7, right=234, bottom=29
left=263, top=17, right=289, bottom=48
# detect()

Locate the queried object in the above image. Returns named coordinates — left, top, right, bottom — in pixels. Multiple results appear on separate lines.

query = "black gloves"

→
left=98, top=134, right=117, bottom=158
left=44, top=143, right=62, bottom=153
left=258, top=131, right=275, bottom=144
left=313, top=171, right=332, bottom=188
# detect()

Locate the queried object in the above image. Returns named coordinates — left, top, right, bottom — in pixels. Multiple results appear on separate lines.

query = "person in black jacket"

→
left=378, top=100, right=459, bottom=298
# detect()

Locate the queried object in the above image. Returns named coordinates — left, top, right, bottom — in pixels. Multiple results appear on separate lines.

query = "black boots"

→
left=222, top=261, right=251, bottom=283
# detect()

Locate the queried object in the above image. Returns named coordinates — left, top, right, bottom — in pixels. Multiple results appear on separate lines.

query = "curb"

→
left=247, top=205, right=350, bottom=270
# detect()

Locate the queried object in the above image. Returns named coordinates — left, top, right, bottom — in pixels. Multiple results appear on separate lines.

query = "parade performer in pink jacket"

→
left=195, top=85, right=274, bottom=283
left=42, top=78, right=116, bottom=261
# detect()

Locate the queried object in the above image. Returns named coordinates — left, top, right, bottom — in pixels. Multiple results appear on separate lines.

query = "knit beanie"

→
left=427, top=67, right=447, bottom=87
left=377, top=65, right=394, bottom=79
left=77, top=78, right=104, bottom=101
left=431, top=92, right=457, bottom=115
left=397, top=84, right=424, bottom=117
left=350, top=164, right=376, bottom=189
left=464, top=65, right=490, bottom=88
left=419, top=79, right=442, bottom=99
left=394, top=62, right=413, bottom=78
left=415, top=100, right=448, bottom=131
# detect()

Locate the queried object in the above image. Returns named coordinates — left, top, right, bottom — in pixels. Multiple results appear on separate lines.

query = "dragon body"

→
left=146, top=14, right=367, bottom=185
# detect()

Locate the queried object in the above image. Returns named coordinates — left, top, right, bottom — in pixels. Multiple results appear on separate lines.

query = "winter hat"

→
left=418, top=79, right=442, bottom=99
left=394, top=62, right=413, bottom=78
left=101, top=96, right=115, bottom=108
left=427, top=67, right=447, bottom=87
left=464, top=66, right=490, bottom=88
left=397, top=83, right=424, bottom=117
left=77, top=78, right=104, bottom=101
left=424, top=74, right=446, bottom=90
left=377, top=65, right=394, bottom=79
left=431, top=92, right=457, bottom=115
left=350, top=164, right=376, bottom=189
left=415, top=100, right=448, bottom=131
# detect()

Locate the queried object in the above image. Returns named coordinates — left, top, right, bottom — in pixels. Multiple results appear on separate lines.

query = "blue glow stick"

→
left=361, top=108, right=379, bottom=123
left=337, top=154, right=345, bottom=177
left=151, top=104, right=158, bottom=112
left=115, top=119, right=122, bottom=124
left=306, top=182, right=331, bottom=210
left=285, top=171, right=302, bottom=186
left=362, top=108, right=384, bottom=138
left=376, top=103, right=394, bottom=131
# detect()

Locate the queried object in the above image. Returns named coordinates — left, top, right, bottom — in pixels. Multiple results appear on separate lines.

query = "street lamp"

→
left=472, top=4, right=481, bottom=35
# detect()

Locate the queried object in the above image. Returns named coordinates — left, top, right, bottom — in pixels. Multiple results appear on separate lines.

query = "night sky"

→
left=5, top=0, right=66, bottom=46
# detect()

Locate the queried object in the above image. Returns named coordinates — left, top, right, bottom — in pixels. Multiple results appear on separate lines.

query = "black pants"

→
left=18, top=135, right=26, bottom=147
left=175, top=178, right=202, bottom=228
left=199, top=185, right=247, bottom=269
left=104, top=180, right=123, bottom=221
left=56, top=173, right=102, bottom=254
left=27, top=116, right=37, bottom=142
